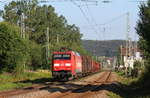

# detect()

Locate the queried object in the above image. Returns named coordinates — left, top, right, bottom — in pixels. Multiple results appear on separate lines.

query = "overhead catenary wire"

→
left=84, top=2, right=98, bottom=55
left=84, top=2, right=97, bottom=27
left=81, top=12, right=129, bottom=31
left=97, top=12, right=128, bottom=26
left=72, top=1, right=99, bottom=35
left=84, top=2, right=97, bottom=29
left=92, top=12, right=129, bottom=40
left=75, top=1, right=102, bottom=56
left=81, top=12, right=129, bottom=40
left=80, top=4, right=129, bottom=40
left=84, top=1, right=104, bottom=40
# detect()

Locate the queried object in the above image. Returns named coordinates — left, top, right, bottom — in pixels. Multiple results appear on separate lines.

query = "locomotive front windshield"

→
left=53, top=54, right=71, bottom=60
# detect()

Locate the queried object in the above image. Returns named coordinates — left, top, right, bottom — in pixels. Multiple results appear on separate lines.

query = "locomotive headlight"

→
left=54, top=64, right=60, bottom=66
left=65, top=63, right=71, bottom=66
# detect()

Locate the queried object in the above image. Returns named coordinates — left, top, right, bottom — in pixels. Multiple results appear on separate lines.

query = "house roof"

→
left=120, top=47, right=143, bottom=56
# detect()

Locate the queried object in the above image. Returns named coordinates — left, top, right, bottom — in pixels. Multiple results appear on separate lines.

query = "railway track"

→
left=76, top=71, right=112, bottom=98
left=0, top=71, right=102, bottom=97
left=0, top=84, right=50, bottom=98
left=0, top=71, right=113, bottom=98
left=43, top=71, right=112, bottom=98
left=0, top=81, right=66, bottom=98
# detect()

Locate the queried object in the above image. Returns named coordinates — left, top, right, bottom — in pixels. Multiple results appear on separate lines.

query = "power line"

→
left=80, top=12, right=129, bottom=40
left=84, top=2, right=98, bottom=55
left=72, top=1, right=98, bottom=35
left=84, top=2, right=97, bottom=29
left=84, top=2, right=104, bottom=40
left=81, top=12, right=129, bottom=28
left=97, top=12, right=128, bottom=26
left=76, top=1, right=102, bottom=56
left=39, top=0, right=97, bottom=3
left=72, top=1, right=90, bottom=23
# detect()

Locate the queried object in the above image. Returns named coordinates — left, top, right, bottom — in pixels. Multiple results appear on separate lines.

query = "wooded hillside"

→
left=82, top=40, right=136, bottom=57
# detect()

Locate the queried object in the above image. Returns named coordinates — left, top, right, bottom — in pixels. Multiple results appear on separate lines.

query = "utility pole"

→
left=21, top=12, right=25, bottom=39
left=96, top=39, right=98, bottom=61
left=120, top=45, right=122, bottom=65
left=21, top=12, right=26, bottom=72
left=57, top=34, right=59, bottom=44
left=20, top=0, right=26, bottom=71
left=129, top=37, right=132, bottom=57
left=46, top=27, right=49, bottom=64
left=126, top=12, right=130, bottom=57
left=125, top=12, right=131, bottom=76
left=134, top=34, right=138, bottom=57
left=92, top=39, right=96, bottom=58
left=20, top=0, right=34, bottom=39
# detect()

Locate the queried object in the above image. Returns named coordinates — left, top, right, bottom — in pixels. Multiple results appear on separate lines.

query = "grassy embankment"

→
left=107, top=71, right=150, bottom=98
left=0, top=70, right=51, bottom=91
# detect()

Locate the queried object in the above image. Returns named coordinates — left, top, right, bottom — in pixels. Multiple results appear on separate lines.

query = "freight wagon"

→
left=52, top=51, right=101, bottom=80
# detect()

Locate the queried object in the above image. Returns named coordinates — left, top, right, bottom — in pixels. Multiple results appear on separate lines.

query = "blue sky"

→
left=0, top=0, right=144, bottom=41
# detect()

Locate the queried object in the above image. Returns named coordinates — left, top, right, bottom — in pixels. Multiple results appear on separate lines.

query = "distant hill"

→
left=82, top=40, right=129, bottom=57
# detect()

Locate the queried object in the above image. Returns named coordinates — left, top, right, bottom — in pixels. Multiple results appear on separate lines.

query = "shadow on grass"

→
left=14, top=77, right=54, bottom=85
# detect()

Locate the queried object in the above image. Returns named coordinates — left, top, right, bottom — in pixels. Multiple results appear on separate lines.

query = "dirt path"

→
left=0, top=71, right=120, bottom=98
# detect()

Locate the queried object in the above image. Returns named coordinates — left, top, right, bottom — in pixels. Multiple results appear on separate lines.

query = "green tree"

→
left=0, top=10, right=3, bottom=17
left=136, top=0, right=150, bottom=87
left=2, top=0, right=83, bottom=47
left=0, top=22, right=28, bottom=73
left=136, top=1, right=150, bottom=54
left=1, top=0, right=86, bottom=71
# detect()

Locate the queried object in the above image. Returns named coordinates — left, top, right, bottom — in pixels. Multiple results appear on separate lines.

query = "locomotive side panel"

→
left=51, top=50, right=101, bottom=80
left=73, top=52, right=82, bottom=74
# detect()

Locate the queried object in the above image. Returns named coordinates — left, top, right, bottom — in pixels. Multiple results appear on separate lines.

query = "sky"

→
left=0, top=0, right=146, bottom=41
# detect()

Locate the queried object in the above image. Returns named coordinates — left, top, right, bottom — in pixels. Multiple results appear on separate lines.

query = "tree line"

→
left=0, top=0, right=87, bottom=73
left=136, top=0, right=150, bottom=88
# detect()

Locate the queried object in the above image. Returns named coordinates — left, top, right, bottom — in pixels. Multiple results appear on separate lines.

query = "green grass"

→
left=106, top=71, right=150, bottom=98
left=0, top=70, right=52, bottom=91
left=0, top=82, right=32, bottom=91
left=115, top=71, right=125, bottom=76
left=107, top=91, right=121, bottom=98
left=115, top=71, right=138, bottom=85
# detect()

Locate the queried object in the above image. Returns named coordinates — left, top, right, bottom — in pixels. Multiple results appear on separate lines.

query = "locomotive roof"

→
left=53, top=51, right=80, bottom=56
left=53, top=51, right=72, bottom=54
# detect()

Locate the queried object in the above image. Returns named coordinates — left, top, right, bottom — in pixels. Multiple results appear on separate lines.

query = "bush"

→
left=137, top=59, right=150, bottom=88
left=0, top=22, right=29, bottom=73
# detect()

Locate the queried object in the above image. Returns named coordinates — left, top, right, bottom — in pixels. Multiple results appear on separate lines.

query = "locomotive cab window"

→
left=53, top=54, right=62, bottom=60
left=53, top=54, right=71, bottom=60
left=62, top=54, right=71, bottom=60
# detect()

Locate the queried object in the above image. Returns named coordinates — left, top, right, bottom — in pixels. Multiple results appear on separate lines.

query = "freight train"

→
left=52, top=50, right=101, bottom=81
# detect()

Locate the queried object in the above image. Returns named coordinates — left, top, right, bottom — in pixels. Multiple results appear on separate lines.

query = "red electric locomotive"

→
left=52, top=51, right=82, bottom=80
left=52, top=50, right=101, bottom=80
